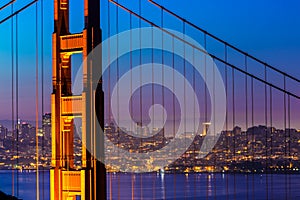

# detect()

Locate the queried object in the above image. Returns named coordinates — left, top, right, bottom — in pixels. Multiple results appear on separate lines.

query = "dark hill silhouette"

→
left=0, top=191, right=19, bottom=200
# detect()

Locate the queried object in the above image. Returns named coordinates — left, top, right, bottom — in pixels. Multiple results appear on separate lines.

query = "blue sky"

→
left=0, top=0, right=299, bottom=129
left=163, top=0, right=300, bottom=73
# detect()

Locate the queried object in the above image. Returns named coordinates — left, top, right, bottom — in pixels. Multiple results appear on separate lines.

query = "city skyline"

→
left=0, top=114, right=299, bottom=173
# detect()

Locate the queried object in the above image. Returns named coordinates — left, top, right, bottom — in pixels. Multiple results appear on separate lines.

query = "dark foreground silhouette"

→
left=0, top=191, right=19, bottom=200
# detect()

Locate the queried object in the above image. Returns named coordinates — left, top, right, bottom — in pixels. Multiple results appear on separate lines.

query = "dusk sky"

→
left=1, top=2, right=300, bottom=200
left=0, top=0, right=299, bottom=129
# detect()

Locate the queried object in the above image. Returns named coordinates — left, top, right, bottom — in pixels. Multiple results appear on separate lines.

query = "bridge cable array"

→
left=106, top=0, right=297, bottom=199
left=6, top=0, right=45, bottom=199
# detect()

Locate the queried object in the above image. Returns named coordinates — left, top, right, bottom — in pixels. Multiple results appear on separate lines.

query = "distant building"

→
left=0, top=125, right=7, bottom=148
left=21, top=122, right=31, bottom=135
left=233, top=126, right=242, bottom=135
left=0, top=125, right=7, bottom=140
left=136, top=122, right=150, bottom=137
left=201, top=122, right=211, bottom=137
left=42, top=113, right=51, bottom=139
left=19, top=122, right=32, bottom=143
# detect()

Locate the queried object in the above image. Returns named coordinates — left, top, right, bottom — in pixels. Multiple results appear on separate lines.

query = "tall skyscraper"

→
left=42, top=113, right=51, bottom=140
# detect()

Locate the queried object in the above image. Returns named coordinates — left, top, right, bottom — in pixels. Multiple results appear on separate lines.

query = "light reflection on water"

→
left=0, top=170, right=300, bottom=200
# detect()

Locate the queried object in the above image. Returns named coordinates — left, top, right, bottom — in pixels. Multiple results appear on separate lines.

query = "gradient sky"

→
left=0, top=0, right=299, bottom=129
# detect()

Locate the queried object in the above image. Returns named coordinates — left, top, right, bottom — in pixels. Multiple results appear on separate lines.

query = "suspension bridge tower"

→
left=51, top=0, right=106, bottom=199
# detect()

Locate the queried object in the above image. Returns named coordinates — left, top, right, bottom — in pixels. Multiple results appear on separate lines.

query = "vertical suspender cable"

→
left=192, top=47, right=196, bottom=199
left=130, top=11, right=136, bottom=200
left=162, top=3, right=166, bottom=171
left=15, top=13, right=19, bottom=198
left=203, top=37, right=208, bottom=200
left=283, top=76, right=287, bottom=161
left=204, top=34, right=207, bottom=126
left=212, top=57, right=216, bottom=200
left=107, top=1, right=112, bottom=199
left=269, top=82, right=273, bottom=199
left=224, top=44, right=229, bottom=200
left=182, top=19, right=185, bottom=173
left=11, top=3, right=15, bottom=197
left=270, top=70, right=274, bottom=199
left=251, top=77, right=254, bottom=200
left=264, top=65, right=268, bottom=200
left=232, top=64, right=236, bottom=200
left=130, top=9, right=133, bottom=157
left=182, top=20, right=188, bottom=199
left=35, top=2, right=40, bottom=200
left=193, top=46, right=198, bottom=199
left=151, top=23, right=156, bottom=200
left=287, top=94, right=291, bottom=199
left=107, top=0, right=111, bottom=130
left=269, top=86, right=273, bottom=177
left=204, top=33, right=208, bottom=200
left=139, top=0, right=142, bottom=143
left=283, top=75, right=287, bottom=200
left=139, top=1, right=143, bottom=199
left=245, top=55, right=249, bottom=200
left=162, top=0, right=165, bottom=141
left=116, top=1, right=120, bottom=199
left=172, top=34, right=176, bottom=200
left=40, top=0, right=45, bottom=198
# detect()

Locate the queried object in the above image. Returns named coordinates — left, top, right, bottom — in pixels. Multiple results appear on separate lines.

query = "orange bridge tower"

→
left=51, top=0, right=106, bottom=199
